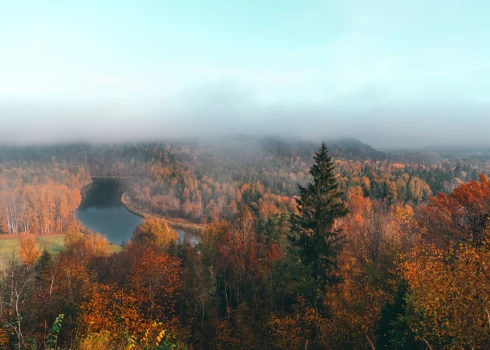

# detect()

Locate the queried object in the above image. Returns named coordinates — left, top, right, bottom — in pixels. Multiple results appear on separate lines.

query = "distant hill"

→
left=327, top=137, right=386, bottom=161
left=258, top=136, right=386, bottom=161
left=0, top=136, right=386, bottom=166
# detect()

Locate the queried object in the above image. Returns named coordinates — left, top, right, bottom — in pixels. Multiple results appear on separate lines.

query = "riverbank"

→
left=121, top=193, right=203, bottom=234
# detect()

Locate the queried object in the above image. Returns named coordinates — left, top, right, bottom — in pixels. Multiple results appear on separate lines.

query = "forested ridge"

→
left=1, top=137, right=490, bottom=349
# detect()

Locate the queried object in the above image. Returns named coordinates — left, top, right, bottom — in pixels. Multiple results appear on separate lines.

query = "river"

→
left=76, top=177, right=198, bottom=245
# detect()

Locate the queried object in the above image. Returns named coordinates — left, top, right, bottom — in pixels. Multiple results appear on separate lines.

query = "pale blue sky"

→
left=1, top=0, right=490, bottom=146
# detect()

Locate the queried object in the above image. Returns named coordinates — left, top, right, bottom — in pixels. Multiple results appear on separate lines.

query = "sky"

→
left=1, top=0, right=490, bottom=148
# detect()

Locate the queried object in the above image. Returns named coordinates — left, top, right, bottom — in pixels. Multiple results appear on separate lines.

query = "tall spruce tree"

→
left=289, top=142, right=348, bottom=307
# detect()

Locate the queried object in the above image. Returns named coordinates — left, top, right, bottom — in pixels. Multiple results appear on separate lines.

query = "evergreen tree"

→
left=472, top=168, right=479, bottom=181
left=35, top=248, right=53, bottom=278
left=288, top=142, right=348, bottom=308
left=376, top=280, right=423, bottom=349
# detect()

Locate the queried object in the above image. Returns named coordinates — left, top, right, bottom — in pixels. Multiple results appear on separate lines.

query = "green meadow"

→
left=0, top=233, right=122, bottom=268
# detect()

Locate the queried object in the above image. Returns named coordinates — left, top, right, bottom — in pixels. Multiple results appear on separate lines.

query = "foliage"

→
left=1, top=141, right=490, bottom=348
left=289, top=142, right=349, bottom=309
left=19, top=232, right=41, bottom=265
left=376, top=280, right=423, bottom=349
left=46, top=314, right=64, bottom=350
left=402, top=241, right=490, bottom=348
left=64, top=225, right=110, bottom=260
left=132, top=218, right=179, bottom=252
left=422, top=174, right=490, bottom=246
left=78, top=331, right=113, bottom=350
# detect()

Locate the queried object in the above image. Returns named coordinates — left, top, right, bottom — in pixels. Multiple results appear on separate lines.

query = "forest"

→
left=1, top=137, right=490, bottom=349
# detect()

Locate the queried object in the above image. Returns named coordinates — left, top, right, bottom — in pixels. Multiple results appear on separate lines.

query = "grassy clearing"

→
left=0, top=233, right=66, bottom=261
left=0, top=233, right=122, bottom=268
left=108, top=243, right=123, bottom=253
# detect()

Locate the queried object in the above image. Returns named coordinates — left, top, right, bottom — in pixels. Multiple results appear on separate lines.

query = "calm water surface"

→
left=76, top=178, right=196, bottom=245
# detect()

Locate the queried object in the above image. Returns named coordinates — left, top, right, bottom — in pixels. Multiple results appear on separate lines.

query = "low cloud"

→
left=0, top=81, right=489, bottom=149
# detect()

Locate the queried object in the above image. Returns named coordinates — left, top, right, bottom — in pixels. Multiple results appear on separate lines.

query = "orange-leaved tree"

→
left=19, top=232, right=40, bottom=265
left=64, top=225, right=110, bottom=262
left=422, top=174, right=490, bottom=247
left=81, top=247, right=182, bottom=342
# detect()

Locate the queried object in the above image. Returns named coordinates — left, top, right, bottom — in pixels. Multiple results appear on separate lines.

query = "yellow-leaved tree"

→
left=131, top=218, right=178, bottom=251
left=402, top=241, right=490, bottom=348
left=19, top=232, right=40, bottom=265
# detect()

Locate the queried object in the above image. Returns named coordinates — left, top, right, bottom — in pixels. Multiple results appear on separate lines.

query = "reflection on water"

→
left=76, top=178, right=199, bottom=245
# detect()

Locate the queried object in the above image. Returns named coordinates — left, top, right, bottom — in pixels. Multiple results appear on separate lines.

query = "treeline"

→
left=0, top=184, right=81, bottom=234
left=1, top=139, right=487, bottom=235
left=2, top=144, right=490, bottom=349
left=2, top=139, right=487, bottom=229
left=127, top=156, right=480, bottom=224
left=122, top=138, right=486, bottom=223
left=0, top=165, right=87, bottom=234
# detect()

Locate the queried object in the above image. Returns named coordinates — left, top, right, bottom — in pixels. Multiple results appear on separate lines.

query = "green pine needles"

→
left=289, top=142, right=349, bottom=309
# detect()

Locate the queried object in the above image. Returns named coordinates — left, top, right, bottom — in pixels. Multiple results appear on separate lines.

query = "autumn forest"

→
left=1, top=137, right=490, bottom=349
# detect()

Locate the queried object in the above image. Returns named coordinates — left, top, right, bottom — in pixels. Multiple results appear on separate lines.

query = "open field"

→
left=0, top=233, right=122, bottom=268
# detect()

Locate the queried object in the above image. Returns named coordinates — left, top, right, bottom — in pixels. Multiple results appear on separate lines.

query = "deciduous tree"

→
left=19, top=232, right=40, bottom=265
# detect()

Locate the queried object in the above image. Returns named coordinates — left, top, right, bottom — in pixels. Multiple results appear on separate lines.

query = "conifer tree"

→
left=289, top=142, right=348, bottom=307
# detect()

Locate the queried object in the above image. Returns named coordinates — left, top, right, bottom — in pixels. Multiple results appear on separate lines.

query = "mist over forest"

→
left=1, top=96, right=489, bottom=149
left=2, top=0, right=490, bottom=349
